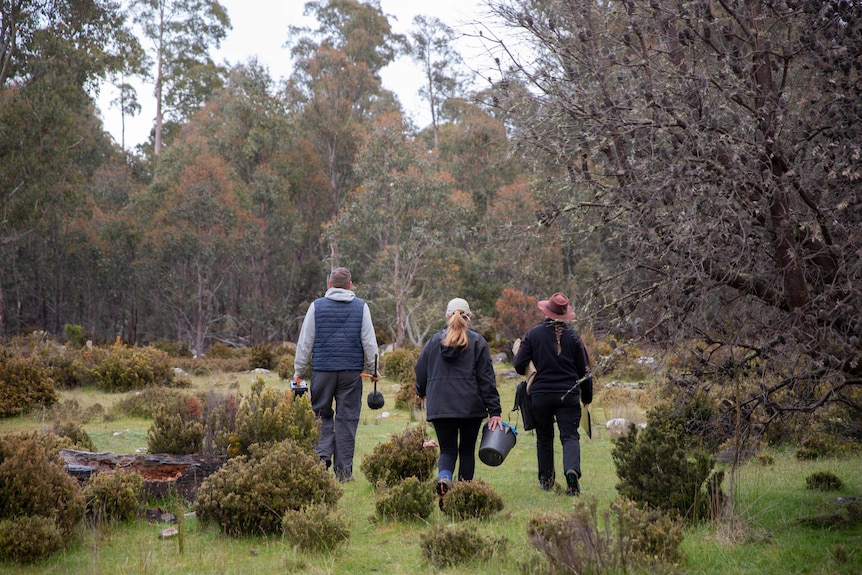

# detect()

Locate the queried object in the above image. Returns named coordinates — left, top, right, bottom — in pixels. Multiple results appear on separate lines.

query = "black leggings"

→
left=431, top=417, right=484, bottom=481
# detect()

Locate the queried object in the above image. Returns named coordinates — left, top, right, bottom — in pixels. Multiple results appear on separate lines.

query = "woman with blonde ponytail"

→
left=415, top=298, right=503, bottom=509
left=513, top=292, right=593, bottom=495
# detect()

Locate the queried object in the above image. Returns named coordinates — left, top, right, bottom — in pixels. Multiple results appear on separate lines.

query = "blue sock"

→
left=438, top=470, right=453, bottom=483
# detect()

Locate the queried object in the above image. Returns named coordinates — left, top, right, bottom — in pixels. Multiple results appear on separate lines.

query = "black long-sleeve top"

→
left=513, top=319, right=593, bottom=404
left=415, top=328, right=502, bottom=421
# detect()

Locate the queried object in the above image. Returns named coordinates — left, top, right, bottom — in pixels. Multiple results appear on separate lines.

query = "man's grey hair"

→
left=329, top=267, right=352, bottom=289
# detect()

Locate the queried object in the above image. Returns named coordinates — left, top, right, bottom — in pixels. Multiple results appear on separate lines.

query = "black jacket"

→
left=415, top=328, right=502, bottom=421
left=513, top=320, right=593, bottom=403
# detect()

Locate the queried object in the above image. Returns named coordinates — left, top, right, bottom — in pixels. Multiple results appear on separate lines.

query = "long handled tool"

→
left=364, top=354, right=384, bottom=409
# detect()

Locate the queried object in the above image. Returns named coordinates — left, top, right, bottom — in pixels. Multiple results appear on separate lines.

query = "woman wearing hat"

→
left=415, top=298, right=503, bottom=508
left=513, top=292, right=593, bottom=495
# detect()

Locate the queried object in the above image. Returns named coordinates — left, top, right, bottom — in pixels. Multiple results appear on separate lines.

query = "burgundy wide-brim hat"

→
left=537, top=292, right=576, bottom=321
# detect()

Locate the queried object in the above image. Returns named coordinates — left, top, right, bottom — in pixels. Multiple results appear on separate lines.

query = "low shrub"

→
left=249, top=343, right=274, bottom=370
left=373, top=476, right=435, bottom=522
left=0, top=515, right=65, bottom=563
left=228, top=378, right=318, bottom=457
left=195, top=440, right=341, bottom=536
left=0, top=353, right=57, bottom=417
left=0, top=432, right=85, bottom=540
left=419, top=524, right=507, bottom=568
left=806, top=471, right=844, bottom=491
left=276, top=353, right=297, bottom=381
left=611, top=497, right=684, bottom=565
left=612, top=403, right=717, bottom=521
left=87, top=344, right=176, bottom=392
left=52, top=420, right=96, bottom=451
left=528, top=498, right=684, bottom=575
left=360, top=425, right=436, bottom=487
left=282, top=504, right=350, bottom=553
left=381, top=347, right=420, bottom=382
left=442, top=478, right=504, bottom=520
left=83, top=470, right=143, bottom=522
left=147, top=400, right=204, bottom=455
left=110, top=387, right=190, bottom=419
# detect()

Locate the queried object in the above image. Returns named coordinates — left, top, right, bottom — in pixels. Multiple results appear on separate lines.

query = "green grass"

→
left=1, top=371, right=860, bottom=574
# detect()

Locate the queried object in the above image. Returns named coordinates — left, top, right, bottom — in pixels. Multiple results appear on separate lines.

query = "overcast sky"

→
left=98, top=0, right=503, bottom=150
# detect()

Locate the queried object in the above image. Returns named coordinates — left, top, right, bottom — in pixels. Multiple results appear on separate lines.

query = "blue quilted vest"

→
left=311, top=297, right=365, bottom=371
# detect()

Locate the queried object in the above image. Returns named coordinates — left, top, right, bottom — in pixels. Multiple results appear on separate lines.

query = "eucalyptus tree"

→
left=0, top=0, right=141, bottom=335
left=286, top=0, right=406, bottom=265
left=485, top=0, right=862, bottom=432
left=131, top=0, right=231, bottom=155
left=332, top=113, right=465, bottom=348
left=407, top=15, right=470, bottom=149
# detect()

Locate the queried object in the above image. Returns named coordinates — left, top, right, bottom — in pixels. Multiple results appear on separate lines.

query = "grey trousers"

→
left=310, top=370, right=363, bottom=478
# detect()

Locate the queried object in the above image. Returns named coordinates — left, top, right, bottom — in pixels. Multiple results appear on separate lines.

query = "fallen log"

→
left=60, top=449, right=226, bottom=502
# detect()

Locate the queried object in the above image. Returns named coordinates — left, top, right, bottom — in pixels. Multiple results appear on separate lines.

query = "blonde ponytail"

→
left=442, top=311, right=469, bottom=348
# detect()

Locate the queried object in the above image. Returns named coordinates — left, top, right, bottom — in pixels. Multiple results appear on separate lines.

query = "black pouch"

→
left=513, top=380, right=535, bottom=431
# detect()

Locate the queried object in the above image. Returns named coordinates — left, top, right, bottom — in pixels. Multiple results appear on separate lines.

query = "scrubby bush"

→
left=612, top=403, right=717, bottom=521
left=195, top=440, right=341, bottom=536
left=612, top=497, right=684, bottom=565
left=276, top=353, right=296, bottom=380
left=0, top=353, right=57, bottom=417
left=360, top=425, right=437, bottom=487
left=249, top=344, right=274, bottom=370
left=419, top=524, right=507, bottom=568
left=0, top=515, right=65, bottom=563
left=228, top=379, right=318, bottom=457
left=147, top=399, right=204, bottom=455
left=373, top=476, right=435, bottom=521
left=381, top=347, right=421, bottom=382
left=83, top=470, right=143, bottom=522
left=806, top=471, right=844, bottom=491
left=110, top=387, right=190, bottom=419
left=282, top=504, right=350, bottom=553
left=0, top=432, right=85, bottom=541
left=442, top=479, right=504, bottom=520
left=52, top=420, right=96, bottom=451
left=151, top=340, right=192, bottom=357
left=86, top=344, right=176, bottom=392
left=201, top=390, right=239, bottom=455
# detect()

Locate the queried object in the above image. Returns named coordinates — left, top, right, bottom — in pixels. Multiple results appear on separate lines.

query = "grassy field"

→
left=1, top=369, right=860, bottom=574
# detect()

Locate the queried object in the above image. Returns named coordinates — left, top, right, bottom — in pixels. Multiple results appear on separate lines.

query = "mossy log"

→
left=59, top=449, right=226, bottom=501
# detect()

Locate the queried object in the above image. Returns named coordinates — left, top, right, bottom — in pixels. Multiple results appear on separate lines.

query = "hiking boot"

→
left=539, top=470, right=556, bottom=491
left=565, top=469, right=580, bottom=496
left=334, top=467, right=353, bottom=483
left=436, top=477, right=452, bottom=510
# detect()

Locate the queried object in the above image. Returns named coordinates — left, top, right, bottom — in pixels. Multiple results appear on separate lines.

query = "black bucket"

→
left=478, top=422, right=517, bottom=467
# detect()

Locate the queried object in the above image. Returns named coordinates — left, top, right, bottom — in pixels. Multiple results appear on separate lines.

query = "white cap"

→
left=446, top=298, right=472, bottom=317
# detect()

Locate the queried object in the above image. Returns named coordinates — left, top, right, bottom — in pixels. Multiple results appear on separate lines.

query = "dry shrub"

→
left=359, top=425, right=436, bottom=487
left=528, top=498, right=683, bottom=575
left=419, top=524, right=507, bottom=568
left=381, top=347, right=420, bottom=382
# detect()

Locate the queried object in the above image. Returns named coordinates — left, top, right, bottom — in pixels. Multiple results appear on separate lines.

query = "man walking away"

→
left=294, top=267, right=379, bottom=482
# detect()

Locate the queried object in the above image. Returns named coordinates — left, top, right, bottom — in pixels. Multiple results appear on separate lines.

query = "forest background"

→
left=1, top=0, right=860, bottom=432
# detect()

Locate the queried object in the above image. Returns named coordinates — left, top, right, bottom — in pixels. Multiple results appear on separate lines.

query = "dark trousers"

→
left=431, top=417, right=483, bottom=481
left=530, top=392, right=583, bottom=484
left=310, top=370, right=362, bottom=478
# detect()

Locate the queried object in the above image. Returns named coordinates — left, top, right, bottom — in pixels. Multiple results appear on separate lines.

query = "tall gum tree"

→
left=331, top=113, right=464, bottom=348
left=485, top=0, right=861, bottom=429
left=131, top=0, right=231, bottom=155
left=286, top=0, right=405, bottom=266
